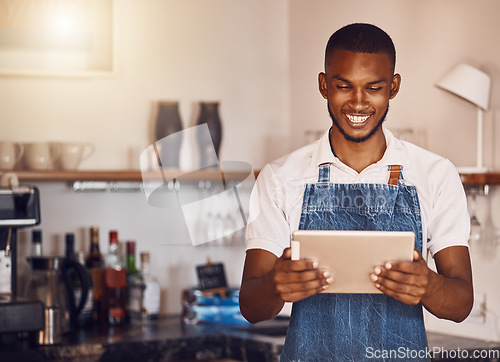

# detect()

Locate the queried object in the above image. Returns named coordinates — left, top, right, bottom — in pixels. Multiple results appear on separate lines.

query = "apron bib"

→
left=281, top=164, right=429, bottom=362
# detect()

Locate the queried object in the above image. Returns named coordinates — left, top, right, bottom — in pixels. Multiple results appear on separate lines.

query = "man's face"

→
left=319, top=50, right=400, bottom=143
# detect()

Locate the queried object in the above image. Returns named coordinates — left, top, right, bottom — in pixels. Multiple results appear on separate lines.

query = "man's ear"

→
left=389, top=73, right=401, bottom=99
left=318, top=72, right=328, bottom=99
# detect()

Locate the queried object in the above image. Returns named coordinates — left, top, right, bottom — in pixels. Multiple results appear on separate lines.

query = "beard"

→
left=328, top=104, right=389, bottom=144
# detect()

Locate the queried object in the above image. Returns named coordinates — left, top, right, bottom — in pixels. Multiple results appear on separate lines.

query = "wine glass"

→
left=478, top=193, right=497, bottom=260
left=468, top=192, right=482, bottom=247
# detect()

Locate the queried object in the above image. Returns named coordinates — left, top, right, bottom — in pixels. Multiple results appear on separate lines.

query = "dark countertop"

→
left=0, top=316, right=499, bottom=361
left=427, top=332, right=500, bottom=361
left=0, top=316, right=287, bottom=362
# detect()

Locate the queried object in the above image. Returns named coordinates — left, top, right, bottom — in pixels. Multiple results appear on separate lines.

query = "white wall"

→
left=1, top=0, right=500, bottom=343
left=0, top=0, right=291, bottom=170
left=1, top=0, right=290, bottom=315
left=288, top=0, right=500, bottom=342
left=15, top=182, right=251, bottom=319
left=289, top=0, right=500, bottom=168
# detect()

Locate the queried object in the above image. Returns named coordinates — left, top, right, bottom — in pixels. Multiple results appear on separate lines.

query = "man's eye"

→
left=336, top=85, right=350, bottom=90
left=368, top=87, right=382, bottom=92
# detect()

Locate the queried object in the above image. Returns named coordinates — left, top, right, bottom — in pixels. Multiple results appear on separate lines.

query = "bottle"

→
left=128, top=252, right=160, bottom=324
left=31, top=229, right=42, bottom=256
left=64, top=233, right=81, bottom=331
left=104, top=230, right=127, bottom=325
left=85, top=226, right=104, bottom=323
left=65, top=233, right=75, bottom=260
left=76, top=251, right=93, bottom=327
left=126, top=241, right=139, bottom=276
left=125, top=241, right=139, bottom=321
left=65, top=233, right=79, bottom=293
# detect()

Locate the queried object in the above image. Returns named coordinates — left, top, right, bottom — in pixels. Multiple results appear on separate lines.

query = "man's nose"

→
left=350, top=89, right=368, bottom=110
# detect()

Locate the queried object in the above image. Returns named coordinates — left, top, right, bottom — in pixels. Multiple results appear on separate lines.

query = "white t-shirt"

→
left=245, top=127, right=470, bottom=259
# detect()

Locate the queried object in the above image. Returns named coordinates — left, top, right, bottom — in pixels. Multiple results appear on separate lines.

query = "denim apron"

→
left=281, top=164, right=429, bottom=362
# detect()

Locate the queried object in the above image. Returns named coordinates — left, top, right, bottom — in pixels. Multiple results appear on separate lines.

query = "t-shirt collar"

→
left=311, top=126, right=409, bottom=170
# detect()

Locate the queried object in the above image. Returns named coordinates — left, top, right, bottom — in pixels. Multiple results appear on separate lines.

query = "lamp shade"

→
left=436, top=63, right=491, bottom=110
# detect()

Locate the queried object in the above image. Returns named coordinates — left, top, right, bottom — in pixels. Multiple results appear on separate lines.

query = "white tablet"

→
left=291, top=230, right=415, bottom=294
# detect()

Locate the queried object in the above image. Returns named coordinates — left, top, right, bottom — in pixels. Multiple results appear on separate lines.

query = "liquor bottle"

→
left=65, top=233, right=78, bottom=291
left=64, top=233, right=81, bottom=331
left=65, top=233, right=75, bottom=260
left=104, top=230, right=127, bottom=325
left=31, top=229, right=42, bottom=256
left=85, top=226, right=104, bottom=323
left=76, top=251, right=93, bottom=327
left=128, top=252, right=160, bottom=324
left=126, top=241, right=139, bottom=276
left=125, top=240, right=139, bottom=321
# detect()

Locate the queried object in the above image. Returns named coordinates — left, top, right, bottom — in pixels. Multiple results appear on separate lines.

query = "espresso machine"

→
left=0, top=173, right=44, bottom=347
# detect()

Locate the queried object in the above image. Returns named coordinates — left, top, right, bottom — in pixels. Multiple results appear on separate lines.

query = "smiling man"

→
left=239, top=23, right=473, bottom=361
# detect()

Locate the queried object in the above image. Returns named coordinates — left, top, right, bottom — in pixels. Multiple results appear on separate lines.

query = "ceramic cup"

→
left=0, top=141, right=24, bottom=170
left=53, top=142, right=95, bottom=170
left=24, top=142, right=60, bottom=170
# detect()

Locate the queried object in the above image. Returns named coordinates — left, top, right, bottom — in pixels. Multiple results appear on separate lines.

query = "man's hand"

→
left=240, top=248, right=334, bottom=323
left=370, top=249, right=430, bottom=305
left=272, top=248, right=334, bottom=303
left=369, top=246, right=473, bottom=323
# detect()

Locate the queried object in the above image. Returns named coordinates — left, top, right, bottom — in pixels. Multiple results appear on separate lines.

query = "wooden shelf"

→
left=460, top=172, right=500, bottom=186
left=13, top=170, right=142, bottom=182
left=7, top=170, right=500, bottom=186
left=11, top=169, right=258, bottom=183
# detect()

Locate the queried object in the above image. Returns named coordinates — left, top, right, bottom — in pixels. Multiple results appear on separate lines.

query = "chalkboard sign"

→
left=196, top=262, right=228, bottom=295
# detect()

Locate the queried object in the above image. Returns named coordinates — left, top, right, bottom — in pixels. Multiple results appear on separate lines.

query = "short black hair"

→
left=325, top=23, right=396, bottom=72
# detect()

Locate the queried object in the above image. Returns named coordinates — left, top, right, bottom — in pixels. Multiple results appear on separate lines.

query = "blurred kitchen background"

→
left=0, top=0, right=499, bottom=343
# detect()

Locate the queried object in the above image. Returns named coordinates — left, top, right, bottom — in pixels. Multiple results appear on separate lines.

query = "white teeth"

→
left=346, top=114, right=370, bottom=123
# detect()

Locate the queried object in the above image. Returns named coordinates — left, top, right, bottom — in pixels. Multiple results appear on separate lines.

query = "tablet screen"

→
left=291, top=230, right=415, bottom=294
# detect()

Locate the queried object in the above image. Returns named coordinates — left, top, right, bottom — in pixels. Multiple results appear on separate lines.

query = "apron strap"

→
left=318, top=163, right=331, bottom=182
left=388, top=165, right=402, bottom=185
